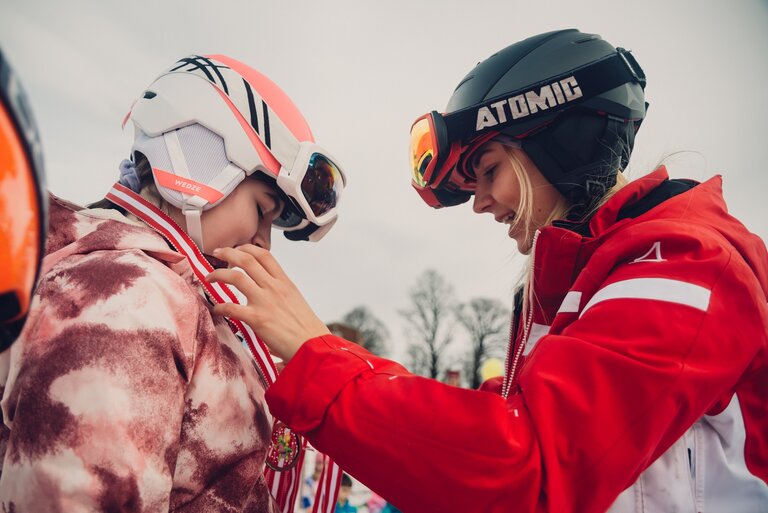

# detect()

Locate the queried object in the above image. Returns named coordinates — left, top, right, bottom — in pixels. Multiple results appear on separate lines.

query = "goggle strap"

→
left=442, top=49, right=645, bottom=142
left=429, top=110, right=450, bottom=172
left=283, top=223, right=321, bottom=241
left=207, top=163, right=245, bottom=200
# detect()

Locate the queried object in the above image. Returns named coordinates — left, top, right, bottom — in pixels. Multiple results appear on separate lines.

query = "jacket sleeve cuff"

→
left=265, top=335, right=379, bottom=433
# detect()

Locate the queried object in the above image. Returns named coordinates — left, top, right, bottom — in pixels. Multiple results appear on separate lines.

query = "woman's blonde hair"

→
left=478, top=141, right=628, bottom=251
left=472, top=140, right=628, bottom=330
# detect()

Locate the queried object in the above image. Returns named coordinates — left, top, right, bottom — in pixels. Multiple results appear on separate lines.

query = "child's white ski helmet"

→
left=126, top=54, right=346, bottom=248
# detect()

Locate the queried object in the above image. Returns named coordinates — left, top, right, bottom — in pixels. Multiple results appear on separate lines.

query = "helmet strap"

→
left=209, top=163, right=246, bottom=200
left=182, top=198, right=206, bottom=251
left=163, top=130, right=209, bottom=250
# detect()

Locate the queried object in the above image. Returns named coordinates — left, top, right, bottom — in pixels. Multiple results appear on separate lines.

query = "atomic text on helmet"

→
left=475, top=76, right=583, bottom=131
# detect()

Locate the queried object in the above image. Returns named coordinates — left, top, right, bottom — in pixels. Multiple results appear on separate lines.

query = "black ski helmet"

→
left=448, top=29, right=647, bottom=214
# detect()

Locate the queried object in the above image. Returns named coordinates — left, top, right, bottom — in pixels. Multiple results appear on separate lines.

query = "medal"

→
left=266, top=421, right=302, bottom=471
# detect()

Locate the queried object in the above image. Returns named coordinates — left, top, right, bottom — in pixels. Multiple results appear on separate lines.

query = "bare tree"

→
left=339, top=306, right=389, bottom=356
left=455, top=298, right=510, bottom=389
left=399, top=270, right=456, bottom=378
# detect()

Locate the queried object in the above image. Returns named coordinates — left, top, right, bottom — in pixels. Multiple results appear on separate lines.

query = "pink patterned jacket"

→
left=0, top=195, right=278, bottom=513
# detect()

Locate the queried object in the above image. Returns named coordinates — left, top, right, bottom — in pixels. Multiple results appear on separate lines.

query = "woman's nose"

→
left=472, top=183, right=493, bottom=214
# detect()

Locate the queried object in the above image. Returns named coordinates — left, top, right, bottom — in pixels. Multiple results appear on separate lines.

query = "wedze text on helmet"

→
left=475, top=76, right=583, bottom=131
left=174, top=177, right=202, bottom=193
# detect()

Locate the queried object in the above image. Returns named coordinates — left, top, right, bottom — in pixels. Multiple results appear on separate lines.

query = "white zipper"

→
left=501, top=307, right=516, bottom=399
left=502, top=229, right=540, bottom=399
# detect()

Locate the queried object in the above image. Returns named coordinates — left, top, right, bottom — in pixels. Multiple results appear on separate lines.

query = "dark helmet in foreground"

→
left=0, top=48, right=47, bottom=351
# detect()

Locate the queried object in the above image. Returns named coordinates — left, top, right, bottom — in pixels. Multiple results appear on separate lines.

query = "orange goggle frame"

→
left=409, top=111, right=497, bottom=208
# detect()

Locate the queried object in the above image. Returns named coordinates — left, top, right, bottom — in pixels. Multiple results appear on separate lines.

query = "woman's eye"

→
left=482, top=165, right=496, bottom=178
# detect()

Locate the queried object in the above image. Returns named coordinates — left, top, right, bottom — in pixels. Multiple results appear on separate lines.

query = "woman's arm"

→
left=209, top=242, right=764, bottom=512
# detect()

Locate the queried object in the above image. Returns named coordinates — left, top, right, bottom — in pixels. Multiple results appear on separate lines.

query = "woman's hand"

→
left=206, top=245, right=330, bottom=362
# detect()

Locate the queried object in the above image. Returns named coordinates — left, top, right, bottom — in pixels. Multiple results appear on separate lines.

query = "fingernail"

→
left=212, top=248, right=221, bottom=256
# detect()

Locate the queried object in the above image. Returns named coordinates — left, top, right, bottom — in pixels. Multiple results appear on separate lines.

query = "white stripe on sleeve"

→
left=580, top=278, right=711, bottom=318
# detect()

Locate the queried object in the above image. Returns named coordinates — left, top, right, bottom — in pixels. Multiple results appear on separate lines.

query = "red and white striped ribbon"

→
left=106, top=183, right=342, bottom=512
left=265, top=437, right=307, bottom=512
left=106, top=183, right=278, bottom=384
left=312, top=453, right=343, bottom=513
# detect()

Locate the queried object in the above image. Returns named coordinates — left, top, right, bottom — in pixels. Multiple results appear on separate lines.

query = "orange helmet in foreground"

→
left=0, top=48, right=47, bottom=351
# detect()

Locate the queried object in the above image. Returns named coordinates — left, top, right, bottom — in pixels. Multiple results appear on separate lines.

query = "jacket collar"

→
left=589, top=166, right=670, bottom=236
left=530, top=166, right=677, bottom=325
left=43, top=193, right=185, bottom=276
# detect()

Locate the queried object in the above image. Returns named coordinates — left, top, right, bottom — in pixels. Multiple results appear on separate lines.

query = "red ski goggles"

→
left=409, top=111, right=497, bottom=208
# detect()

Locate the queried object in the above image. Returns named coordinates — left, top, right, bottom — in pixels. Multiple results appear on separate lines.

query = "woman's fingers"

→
left=211, top=247, right=272, bottom=285
left=207, top=245, right=330, bottom=362
left=207, top=268, right=260, bottom=297
left=212, top=302, right=254, bottom=322
left=234, top=244, right=288, bottom=280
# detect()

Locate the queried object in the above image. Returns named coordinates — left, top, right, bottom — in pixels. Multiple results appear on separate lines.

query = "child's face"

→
left=198, top=176, right=283, bottom=253
left=337, top=485, right=351, bottom=504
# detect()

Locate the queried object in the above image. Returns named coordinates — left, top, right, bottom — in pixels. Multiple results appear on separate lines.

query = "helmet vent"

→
left=574, top=35, right=600, bottom=44
left=142, top=91, right=156, bottom=99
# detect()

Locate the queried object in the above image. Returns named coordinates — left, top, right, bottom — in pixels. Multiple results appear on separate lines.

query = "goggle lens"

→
left=272, top=199, right=304, bottom=228
left=301, top=153, right=343, bottom=217
left=409, top=117, right=435, bottom=188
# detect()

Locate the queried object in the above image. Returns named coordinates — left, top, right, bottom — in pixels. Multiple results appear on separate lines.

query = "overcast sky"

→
left=2, top=0, right=767, bottom=363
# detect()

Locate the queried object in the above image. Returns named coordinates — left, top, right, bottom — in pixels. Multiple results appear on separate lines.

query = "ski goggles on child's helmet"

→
left=273, top=141, right=345, bottom=231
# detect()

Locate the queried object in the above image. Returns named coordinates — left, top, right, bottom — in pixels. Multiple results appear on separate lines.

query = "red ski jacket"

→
left=267, top=167, right=768, bottom=512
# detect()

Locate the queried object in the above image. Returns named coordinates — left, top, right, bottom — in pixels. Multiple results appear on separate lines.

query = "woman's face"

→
left=195, top=176, right=285, bottom=253
left=471, top=141, right=565, bottom=254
